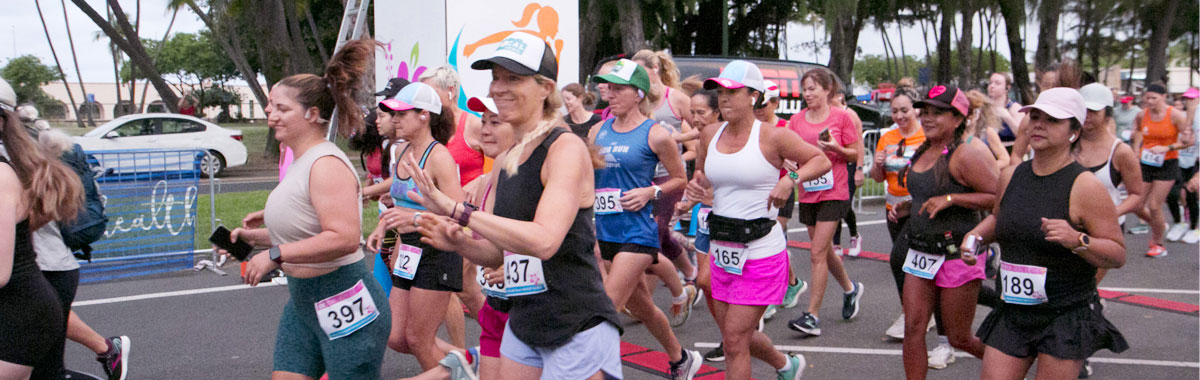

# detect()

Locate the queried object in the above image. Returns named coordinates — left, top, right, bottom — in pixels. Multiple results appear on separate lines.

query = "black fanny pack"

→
left=707, top=214, right=775, bottom=244
left=905, top=230, right=964, bottom=259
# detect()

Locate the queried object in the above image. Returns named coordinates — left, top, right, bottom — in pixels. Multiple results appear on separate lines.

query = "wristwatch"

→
left=456, top=202, right=477, bottom=227
left=787, top=171, right=800, bottom=182
left=269, top=246, right=283, bottom=264
left=653, top=185, right=663, bottom=200
left=1073, top=233, right=1091, bottom=254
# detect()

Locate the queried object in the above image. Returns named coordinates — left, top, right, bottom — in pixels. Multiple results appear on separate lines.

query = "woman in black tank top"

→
left=966, top=88, right=1128, bottom=379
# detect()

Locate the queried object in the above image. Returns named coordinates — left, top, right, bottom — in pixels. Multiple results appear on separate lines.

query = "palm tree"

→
left=96, top=5, right=123, bottom=110
left=60, top=0, right=95, bottom=126
left=34, top=0, right=83, bottom=127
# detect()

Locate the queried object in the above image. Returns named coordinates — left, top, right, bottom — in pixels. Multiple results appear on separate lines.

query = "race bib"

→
left=594, top=188, right=623, bottom=215
left=476, top=265, right=507, bottom=299
left=710, top=241, right=748, bottom=275
left=901, top=249, right=945, bottom=280
left=391, top=244, right=422, bottom=280
left=504, top=252, right=548, bottom=296
left=1000, top=261, right=1049, bottom=305
left=1141, top=149, right=1165, bottom=167
left=801, top=170, right=834, bottom=192
left=315, top=280, right=380, bottom=340
left=697, top=207, right=712, bottom=234
left=1119, top=129, right=1133, bottom=141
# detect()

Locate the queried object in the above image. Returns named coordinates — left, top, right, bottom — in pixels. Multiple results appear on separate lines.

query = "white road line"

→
left=73, top=283, right=280, bottom=307
left=1099, top=287, right=1200, bottom=295
left=787, top=219, right=888, bottom=233
left=692, top=342, right=1199, bottom=368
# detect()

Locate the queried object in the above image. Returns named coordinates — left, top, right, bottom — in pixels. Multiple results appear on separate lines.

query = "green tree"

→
left=0, top=55, right=67, bottom=116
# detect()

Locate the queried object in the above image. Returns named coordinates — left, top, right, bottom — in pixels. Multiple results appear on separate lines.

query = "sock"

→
left=937, top=335, right=949, bottom=346
left=777, top=355, right=794, bottom=372
left=686, top=267, right=698, bottom=282
left=99, top=339, right=115, bottom=358
left=844, top=283, right=856, bottom=294
left=789, top=278, right=798, bottom=287
left=673, top=291, right=688, bottom=304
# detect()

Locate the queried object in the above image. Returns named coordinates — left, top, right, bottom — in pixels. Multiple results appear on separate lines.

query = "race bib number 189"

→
left=999, top=261, right=1049, bottom=305
left=594, top=188, right=623, bottom=215
left=315, top=280, right=380, bottom=340
left=505, top=252, right=548, bottom=297
left=801, top=170, right=834, bottom=192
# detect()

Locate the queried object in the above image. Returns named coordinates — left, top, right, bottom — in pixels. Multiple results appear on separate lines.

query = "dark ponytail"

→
left=430, top=104, right=457, bottom=145
left=277, top=39, right=378, bottom=138
left=899, top=117, right=968, bottom=189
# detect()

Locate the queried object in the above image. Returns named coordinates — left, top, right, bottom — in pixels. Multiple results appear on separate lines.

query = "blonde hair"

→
left=965, top=90, right=997, bottom=140
left=2, top=110, right=82, bottom=228
left=37, top=129, right=75, bottom=156
left=632, top=49, right=680, bottom=89
left=500, top=74, right=564, bottom=175
left=636, top=85, right=662, bottom=117
left=419, top=66, right=462, bottom=103
left=679, top=75, right=703, bottom=96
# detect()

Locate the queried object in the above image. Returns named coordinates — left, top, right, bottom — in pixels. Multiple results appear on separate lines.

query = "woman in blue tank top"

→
left=588, top=59, right=703, bottom=377
left=364, top=82, right=468, bottom=372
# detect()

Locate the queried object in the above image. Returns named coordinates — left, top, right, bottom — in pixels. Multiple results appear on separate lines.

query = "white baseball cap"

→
left=1019, top=87, right=1087, bottom=126
left=763, top=80, right=781, bottom=101
left=1079, top=83, right=1113, bottom=111
left=703, top=60, right=766, bottom=93
left=470, top=32, right=558, bottom=80
left=380, top=82, right=443, bottom=114
left=0, top=79, right=15, bottom=112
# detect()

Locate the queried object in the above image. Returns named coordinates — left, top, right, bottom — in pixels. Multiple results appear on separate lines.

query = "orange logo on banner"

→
left=463, top=3, right=564, bottom=65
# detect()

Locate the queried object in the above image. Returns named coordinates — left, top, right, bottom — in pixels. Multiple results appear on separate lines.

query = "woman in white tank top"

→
left=691, top=60, right=831, bottom=380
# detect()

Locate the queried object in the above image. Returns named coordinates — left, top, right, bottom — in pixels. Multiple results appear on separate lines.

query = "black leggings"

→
left=1167, top=165, right=1199, bottom=229
left=833, top=165, right=860, bottom=245
left=32, top=269, right=78, bottom=379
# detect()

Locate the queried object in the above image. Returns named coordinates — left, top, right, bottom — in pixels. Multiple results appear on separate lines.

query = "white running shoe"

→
left=1167, top=223, right=1189, bottom=241
left=927, top=343, right=956, bottom=369
left=1184, top=229, right=1200, bottom=244
left=885, top=313, right=905, bottom=340
left=847, top=235, right=862, bottom=257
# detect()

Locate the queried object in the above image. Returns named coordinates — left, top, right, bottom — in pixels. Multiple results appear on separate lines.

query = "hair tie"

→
left=941, top=146, right=950, bottom=155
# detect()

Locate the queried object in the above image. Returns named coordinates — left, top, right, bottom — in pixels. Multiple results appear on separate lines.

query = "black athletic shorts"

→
left=778, top=190, right=796, bottom=218
left=598, top=241, right=659, bottom=263
left=976, top=294, right=1128, bottom=360
left=391, top=233, right=464, bottom=292
left=794, top=200, right=852, bottom=226
left=1142, top=158, right=1180, bottom=182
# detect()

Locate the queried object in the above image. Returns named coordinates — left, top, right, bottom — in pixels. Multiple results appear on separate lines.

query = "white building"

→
left=40, top=81, right=267, bottom=121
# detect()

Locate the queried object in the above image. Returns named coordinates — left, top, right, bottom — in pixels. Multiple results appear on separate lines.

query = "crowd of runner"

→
left=1, top=31, right=1198, bottom=380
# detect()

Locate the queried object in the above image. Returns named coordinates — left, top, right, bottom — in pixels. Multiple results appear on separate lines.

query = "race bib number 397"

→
left=315, top=280, right=380, bottom=340
left=801, top=170, right=834, bottom=192
left=594, top=188, right=623, bottom=215
left=999, top=261, right=1049, bottom=305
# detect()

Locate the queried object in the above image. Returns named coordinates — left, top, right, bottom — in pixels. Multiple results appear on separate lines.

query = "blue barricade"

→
left=80, top=149, right=204, bottom=283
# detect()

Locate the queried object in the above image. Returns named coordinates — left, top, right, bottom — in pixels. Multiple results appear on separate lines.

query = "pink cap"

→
left=1019, top=87, right=1087, bottom=126
left=1184, top=88, right=1199, bottom=99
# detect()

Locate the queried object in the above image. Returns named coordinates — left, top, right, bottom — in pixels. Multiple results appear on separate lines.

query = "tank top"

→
left=564, top=113, right=602, bottom=139
left=0, top=157, right=38, bottom=282
left=905, top=148, right=980, bottom=241
left=998, top=100, right=1017, bottom=142
left=264, top=142, right=364, bottom=269
left=389, top=141, right=438, bottom=210
left=705, top=120, right=786, bottom=260
left=1086, top=140, right=1125, bottom=225
left=1140, top=106, right=1180, bottom=160
left=996, top=161, right=1094, bottom=309
left=448, top=111, right=485, bottom=186
left=652, top=88, right=685, bottom=179
left=494, top=128, right=619, bottom=347
left=594, top=118, right=660, bottom=248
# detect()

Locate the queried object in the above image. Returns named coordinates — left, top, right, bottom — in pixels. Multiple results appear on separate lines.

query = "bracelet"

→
left=946, top=195, right=953, bottom=204
left=452, top=203, right=461, bottom=220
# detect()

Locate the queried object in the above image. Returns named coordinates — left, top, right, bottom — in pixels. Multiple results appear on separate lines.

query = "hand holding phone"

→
left=819, top=128, right=832, bottom=142
left=209, top=226, right=254, bottom=261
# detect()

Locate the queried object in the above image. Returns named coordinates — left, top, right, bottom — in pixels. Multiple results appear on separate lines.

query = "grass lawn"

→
left=193, top=190, right=380, bottom=251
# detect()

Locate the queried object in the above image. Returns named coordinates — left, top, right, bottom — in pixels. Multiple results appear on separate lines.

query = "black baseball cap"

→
left=376, top=77, right=411, bottom=98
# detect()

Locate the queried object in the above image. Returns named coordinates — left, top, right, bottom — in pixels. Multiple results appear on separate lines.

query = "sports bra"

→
left=390, top=141, right=438, bottom=210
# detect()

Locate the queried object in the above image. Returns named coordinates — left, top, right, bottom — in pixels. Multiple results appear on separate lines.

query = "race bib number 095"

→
left=999, top=261, right=1049, bottom=305
left=315, top=280, right=380, bottom=340
left=594, top=188, right=623, bottom=215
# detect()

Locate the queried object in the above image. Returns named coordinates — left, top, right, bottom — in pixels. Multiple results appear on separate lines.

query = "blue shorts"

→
left=500, top=320, right=623, bottom=379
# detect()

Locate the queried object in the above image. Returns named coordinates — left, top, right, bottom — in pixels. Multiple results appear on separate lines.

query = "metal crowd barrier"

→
left=855, top=129, right=886, bottom=213
left=79, top=149, right=213, bottom=283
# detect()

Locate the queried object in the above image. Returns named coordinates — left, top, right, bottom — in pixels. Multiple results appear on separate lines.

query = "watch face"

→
left=1081, top=235, right=1090, bottom=245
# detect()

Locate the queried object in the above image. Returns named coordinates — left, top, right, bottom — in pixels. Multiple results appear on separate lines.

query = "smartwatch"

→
left=653, top=185, right=663, bottom=200
left=269, top=246, right=283, bottom=264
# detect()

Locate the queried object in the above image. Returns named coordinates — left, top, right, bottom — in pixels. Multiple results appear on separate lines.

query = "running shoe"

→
left=885, top=313, right=905, bottom=340
left=842, top=282, right=864, bottom=320
left=847, top=235, right=862, bottom=257
left=927, top=343, right=955, bottom=369
left=763, top=304, right=778, bottom=321
left=1146, top=244, right=1169, bottom=258
left=1129, top=224, right=1150, bottom=235
left=466, top=346, right=480, bottom=375
left=97, top=336, right=130, bottom=380
left=833, top=245, right=842, bottom=256
left=788, top=312, right=821, bottom=336
left=1167, top=223, right=1189, bottom=241
left=693, top=287, right=705, bottom=306
left=776, top=353, right=806, bottom=380
left=438, top=350, right=479, bottom=380
left=703, top=344, right=725, bottom=362
left=1078, top=359, right=1093, bottom=378
left=782, top=279, right=809, bottom=309
left=671, top=284, right=698, bottom=327
left=669, top=349, right=703, bottom=380
left=1184, top=229, right=1200, bottom=244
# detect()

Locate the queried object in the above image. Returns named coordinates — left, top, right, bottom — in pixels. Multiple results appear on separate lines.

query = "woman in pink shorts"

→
left=690, top=60, right=831, bottom=380
left=894, top=85, right=1000, bottom=378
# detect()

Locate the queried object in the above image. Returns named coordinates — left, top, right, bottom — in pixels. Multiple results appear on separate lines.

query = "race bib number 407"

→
left=901, top=249, right=945, bottom=280
left=1000, top=261, right=1049, bottom=305
left=315, top=280, right=380, bottom=340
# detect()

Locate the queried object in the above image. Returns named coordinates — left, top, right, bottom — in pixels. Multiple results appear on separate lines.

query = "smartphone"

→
left=208, top=226, right=253, bottom=261
left=819, top=128, right=832, bottom=142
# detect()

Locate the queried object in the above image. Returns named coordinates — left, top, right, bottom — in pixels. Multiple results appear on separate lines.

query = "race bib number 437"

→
left=315, top=280, right=380, bottom=340
left=505, top=252, right=548, bottom=297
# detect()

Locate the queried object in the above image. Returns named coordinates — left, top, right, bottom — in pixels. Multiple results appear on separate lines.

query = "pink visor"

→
left=379, top=99, right=415, bottom=112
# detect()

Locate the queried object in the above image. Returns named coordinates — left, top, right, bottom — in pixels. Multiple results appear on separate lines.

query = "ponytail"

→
left=500, top=74, right=562, bottom=176
left=277, top=39, right=378, bottom=138
left=430, top=104, right=457, bottom=145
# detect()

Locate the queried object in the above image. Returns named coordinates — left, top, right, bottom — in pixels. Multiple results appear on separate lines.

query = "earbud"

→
left=1069, top=134, right=1077, bottom=142
left=637, top=89, right=645, bottom=99
left=304, top=109, right=312, bottom=119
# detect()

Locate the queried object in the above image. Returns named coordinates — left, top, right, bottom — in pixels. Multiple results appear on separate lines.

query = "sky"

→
left=0, top=0, right=1067, bottom=86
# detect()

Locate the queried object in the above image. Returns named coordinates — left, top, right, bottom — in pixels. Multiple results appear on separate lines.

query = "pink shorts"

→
left=934, top=256, right=986, bottom=288
left=710, top=250, right=789, bottom=306
left=478, top=302, right=509, bottom=358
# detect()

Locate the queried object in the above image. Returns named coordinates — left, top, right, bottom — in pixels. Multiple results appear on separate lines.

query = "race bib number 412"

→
left=1141, top=149, right=1165, bottom=167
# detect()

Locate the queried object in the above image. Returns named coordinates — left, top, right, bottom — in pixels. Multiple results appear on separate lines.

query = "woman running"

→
left=563, top=83, right=602, bottom=138
left=366, top=81, right=467, bottom=371
left=1131, top=83, right=1192, bottom=257
left=785, top=68, right=865, bottom=337
left=828, top=91, right=866, bottom=257
left=965, top=90, right=1012, bottom=169
left=760, top=80, right=811, bottom=322
left=869, top=86, right=926, bottom=340
left=896, top=86, right=998, bottom=378
left=987, top=72, right=1025, bottom=146
left=588, top=58, right=702, bottom=379
left=222, top=40, right=393, bottom=379
left=407, top=32, right=623, bottom=380
left=0, top=79, right=82, bottom=380
left=971, top=87, right=1128, bottom=380
left=1166, top=90, right=1199, bottom=243
left=692, top=59, right=829, bottom=380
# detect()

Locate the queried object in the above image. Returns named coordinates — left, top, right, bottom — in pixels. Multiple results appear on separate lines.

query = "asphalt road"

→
left=62, top=204, right=1199, bottom=379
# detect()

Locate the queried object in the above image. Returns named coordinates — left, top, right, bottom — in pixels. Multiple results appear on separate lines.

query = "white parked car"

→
left=75, top=113, right=248, bottom=178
